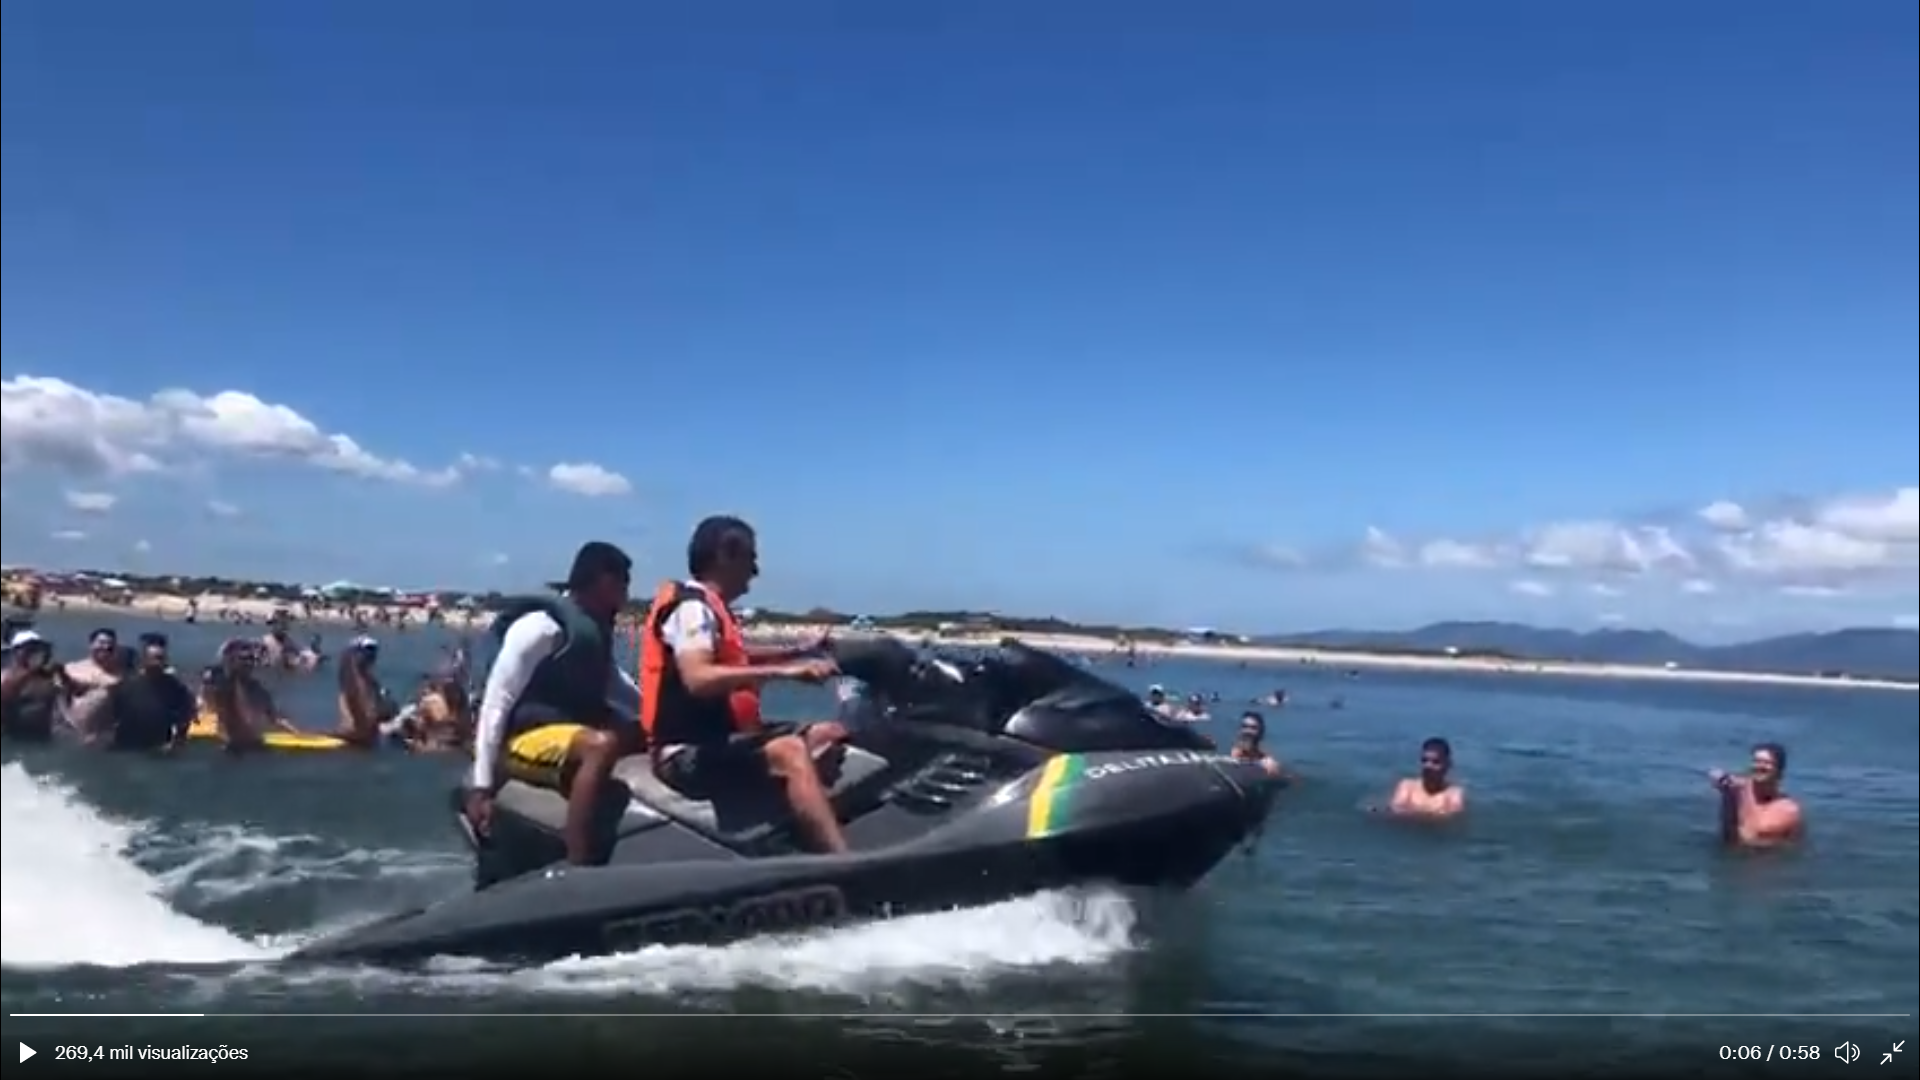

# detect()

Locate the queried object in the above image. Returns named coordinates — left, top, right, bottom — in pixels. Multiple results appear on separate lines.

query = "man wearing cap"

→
left=1144, top=684, right=1174, bottom=718
left=464, top=540, right=642, bottom=867
left=2, top=629, right=65, bottom=741
left=335, top=634, right=390, bottom=748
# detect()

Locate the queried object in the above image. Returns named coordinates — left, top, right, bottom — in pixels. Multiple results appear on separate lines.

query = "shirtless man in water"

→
left=260, top=614, right=319, bottom=672
left=1711, top=742, right=1802, bottom=848
left=334, top=635, right=389, bottom=747
left=1387, top=737, right=1466, bottom=818
left=203, top=641, right=299, bottom=751
left=62, top=627, right=128, bottom=736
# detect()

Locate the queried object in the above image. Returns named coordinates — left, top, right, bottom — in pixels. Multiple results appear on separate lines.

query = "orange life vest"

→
left=638, top=580, right=763, bottom=745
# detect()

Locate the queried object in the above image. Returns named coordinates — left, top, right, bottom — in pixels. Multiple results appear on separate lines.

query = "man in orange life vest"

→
left=639, top=516, right=850, bottom=854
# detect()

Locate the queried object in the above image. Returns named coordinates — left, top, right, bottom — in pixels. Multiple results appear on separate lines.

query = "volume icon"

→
left=1834, top=1042, right=1860, bottom=1064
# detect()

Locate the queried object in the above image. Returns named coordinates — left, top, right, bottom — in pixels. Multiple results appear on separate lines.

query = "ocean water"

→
left=2, top=612, right=1913, bottom=1075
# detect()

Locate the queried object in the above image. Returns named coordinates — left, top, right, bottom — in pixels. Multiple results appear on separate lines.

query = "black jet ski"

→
left=292, top=637, right=1281, bottom=966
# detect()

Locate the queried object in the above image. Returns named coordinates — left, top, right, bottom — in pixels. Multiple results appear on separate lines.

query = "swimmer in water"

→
left=401, top=674, right=472, bottom=751
left=260, top=615, right=318, bottom=672
left=1175, top=693, right=1211, bottom=723
left=1710, top=742, right=1802, bottom=848
left=335, top=635, right=389, bottom=748
left=1386, top=737, right=1465, bottom=818
left=61, top=627, right=128, bottom=737
left=203, top=640, right=299, bottom=752
left=1230, top=711, right=1285, bottom=778
left=1144, top=684, right=1174, bottom=717
left=1, top=630, right=65, bottom=742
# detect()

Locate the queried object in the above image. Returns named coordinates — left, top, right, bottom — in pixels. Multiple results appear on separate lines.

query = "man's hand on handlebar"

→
left=780, top=658, right=839, bottom=684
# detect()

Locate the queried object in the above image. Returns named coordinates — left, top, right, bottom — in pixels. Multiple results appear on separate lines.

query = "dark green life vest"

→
left=490, top=594, right=617, bottom=729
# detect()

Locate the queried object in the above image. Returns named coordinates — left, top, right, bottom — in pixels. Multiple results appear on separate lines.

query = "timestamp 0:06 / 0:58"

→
left=1720, top=1045, right=1823, bottom=1062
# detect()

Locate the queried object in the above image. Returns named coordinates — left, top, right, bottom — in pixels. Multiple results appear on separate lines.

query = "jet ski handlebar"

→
left=824, top=634, right=920, bottom=688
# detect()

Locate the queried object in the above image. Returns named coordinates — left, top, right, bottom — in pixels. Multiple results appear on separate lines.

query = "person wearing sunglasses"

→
left=1387, top=737, right=1465, bottom=818
left=1709, top=742, right=1802, bottom=848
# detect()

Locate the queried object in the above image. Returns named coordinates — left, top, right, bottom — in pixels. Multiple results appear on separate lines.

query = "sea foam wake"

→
left=1, top=761, right=1138, bottom=1002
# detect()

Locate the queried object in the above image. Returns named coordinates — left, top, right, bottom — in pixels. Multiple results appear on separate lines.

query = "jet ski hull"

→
left=291, top=750, right=1278, bottom=966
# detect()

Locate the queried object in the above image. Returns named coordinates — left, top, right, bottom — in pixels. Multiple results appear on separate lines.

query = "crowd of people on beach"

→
left=2, top=514, right=1805, bottom=862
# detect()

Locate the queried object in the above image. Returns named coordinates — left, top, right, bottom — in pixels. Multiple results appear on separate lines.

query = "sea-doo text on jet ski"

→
left=293, top=638, right=1281, bottom=965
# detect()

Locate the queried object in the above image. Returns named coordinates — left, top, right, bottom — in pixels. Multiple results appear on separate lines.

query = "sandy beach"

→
left=21, top=589, right=1914, bottom=694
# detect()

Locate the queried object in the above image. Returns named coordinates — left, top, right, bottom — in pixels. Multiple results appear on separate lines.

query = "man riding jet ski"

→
left=464, top=540, right=642, bottom=867
left=638, top=515, right=849, bottom=852
left=293, top=530, right=1283, bottom=965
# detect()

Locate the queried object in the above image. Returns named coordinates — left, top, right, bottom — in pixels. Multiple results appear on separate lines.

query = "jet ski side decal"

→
left=601, top=884, right=849, bottom=949
left=1024, top=754, right=1086, bottom=840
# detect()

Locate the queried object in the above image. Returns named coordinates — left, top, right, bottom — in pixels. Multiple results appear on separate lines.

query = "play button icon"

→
left=20, top=1044, right=36, bottom=1063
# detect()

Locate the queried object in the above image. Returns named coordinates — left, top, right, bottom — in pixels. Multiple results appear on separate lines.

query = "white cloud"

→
left=206, top=499, right=242, bottom=518
left=2, top=374, right=464, bottom=486
left=1697, top=500, right=1750, bottom=531
left=547, top=461, right=632, bottom=498
left=1778, top=583, right=1846, bottom=599
left=1522, top=521, right=1693, bottom=574
left=132, top=539, right=151, bottom=553
left=1360, top=527, right=1502, bottom=570
left=1420, top=537, right=1502, bottom=569
left=1588, top=582, right=1624, bottom=598
left=1509, top=579, right=1554, bottom=598
left=483, top=552, right=510, bottom=567
left=1895, top=614, right=1918, bottom=631
left=1359, top=527, right=1406, bottom=568
left=1596, top=611, right=1627, bottom=624
left=50, top=529, right=87, bottom=542
left=63, top=489, right=117, bottom=514
left=1323, top=485, right=1916, bottom=593
left=1815, top=487, right=1918, bottom=545
left=1681, top=578, right=1717, bottom=595
left=1711, top=491, right=1917, bottom=579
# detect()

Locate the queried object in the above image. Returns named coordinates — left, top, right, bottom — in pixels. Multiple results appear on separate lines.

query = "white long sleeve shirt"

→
left=467, top=611, right=641, bottom=791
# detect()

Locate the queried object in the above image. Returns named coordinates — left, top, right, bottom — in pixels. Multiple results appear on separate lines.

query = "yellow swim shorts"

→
left=504, top=723, right=587, bottom=788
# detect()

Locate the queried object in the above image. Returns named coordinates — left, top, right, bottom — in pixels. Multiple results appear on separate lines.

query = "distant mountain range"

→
left=1261, top=622, right=1919, bottom=680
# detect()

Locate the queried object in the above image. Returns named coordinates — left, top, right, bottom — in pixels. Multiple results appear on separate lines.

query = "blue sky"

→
left=2, top=0, right=1915, bottom=638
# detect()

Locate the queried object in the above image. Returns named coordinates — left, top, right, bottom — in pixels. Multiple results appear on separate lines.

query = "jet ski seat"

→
left=611, top=747, right=891, bottom=845
left=491, top=776, right=664, bottom=841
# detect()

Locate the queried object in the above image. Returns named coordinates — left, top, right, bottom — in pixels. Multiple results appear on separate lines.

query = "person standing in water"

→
left=335, top=635, right=390, bottom=747
left=61, top=627, right=128, bottom=737
left=1711, top=742, right=1802, bottom=848
left=1386, top=737, right=1465, bottom=818
left=1144, top=684, right=1174, bottom=717
left=1, top=630, right=65, bottom=742
left=94, top=634, right=196, bottom=752
left=1230, top=711, right=1285, bottom=778
left=202, top=640, right=299, bottom=752
left=1175, top=693, right=1212, bottom=723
